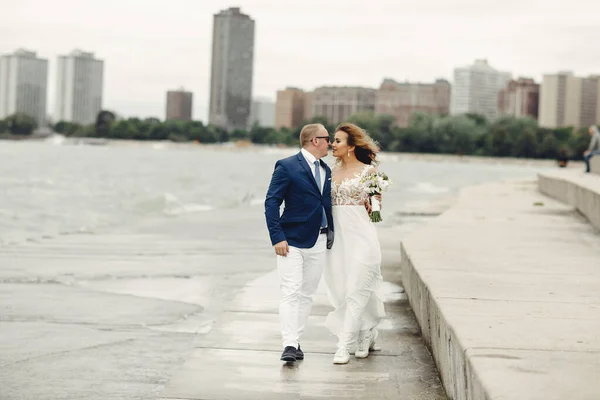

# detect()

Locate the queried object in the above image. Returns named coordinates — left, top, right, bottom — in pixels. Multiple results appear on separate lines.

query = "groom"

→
left=264, top=123, right=334, bottom=363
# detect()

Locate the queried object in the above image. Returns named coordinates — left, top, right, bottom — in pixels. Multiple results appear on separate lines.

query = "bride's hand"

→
left=374, top=194, right=382, bottom=208
left=364, top=195, right=383, bottom=214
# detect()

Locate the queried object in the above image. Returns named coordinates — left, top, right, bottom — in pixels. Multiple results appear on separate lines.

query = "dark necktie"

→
left=314, top=161, right=327, bottom=228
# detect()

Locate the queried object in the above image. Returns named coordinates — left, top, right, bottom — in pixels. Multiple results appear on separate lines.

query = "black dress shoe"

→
left=280, top=346, right=297, bottom=362
left=296, top=344, right=304, bottom=360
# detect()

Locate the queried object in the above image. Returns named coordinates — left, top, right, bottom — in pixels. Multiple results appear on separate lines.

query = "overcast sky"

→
left=2, top=0, right=599, bottom=122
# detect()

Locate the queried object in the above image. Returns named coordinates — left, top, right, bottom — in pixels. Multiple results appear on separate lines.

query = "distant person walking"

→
left=584, top=125, right=600, bottom=173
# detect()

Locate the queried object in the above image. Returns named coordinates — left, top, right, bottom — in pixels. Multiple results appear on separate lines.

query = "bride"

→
left=324, top=122, right=386, bottom=364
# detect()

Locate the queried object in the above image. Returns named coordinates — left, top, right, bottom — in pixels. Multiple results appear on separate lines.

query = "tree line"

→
left=0, top=110, right=593, bottom=160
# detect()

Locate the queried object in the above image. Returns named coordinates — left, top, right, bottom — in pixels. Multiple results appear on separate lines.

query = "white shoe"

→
left=333, top=348, right=350, bottom=364
left=355, top=329, right=379, bottom=359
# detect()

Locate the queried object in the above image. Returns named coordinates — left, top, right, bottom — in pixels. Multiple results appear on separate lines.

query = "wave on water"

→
left=45, top=134, right=67, bottom=145
left=165, top=202, right=214, bottom=216
left=220, top=193, right=265, bottom=209
left=161, top=192, right=266, bottom=215
left=133, top=193, right=213, bottom=217
left=260, top=147, right=298, bottom=156
left=408, top=182, right=450, bottom=194
left=152, top=142, right=168, bottom=150
left=378, top=153, right=401, bottom=162
left=161, top=193, right=213, bottom=216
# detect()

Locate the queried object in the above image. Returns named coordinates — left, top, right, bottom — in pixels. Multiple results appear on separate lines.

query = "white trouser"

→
left=277, top=233, right=326, bottom=349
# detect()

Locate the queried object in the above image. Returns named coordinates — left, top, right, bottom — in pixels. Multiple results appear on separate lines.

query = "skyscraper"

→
left=166, top=89, right=193, bottom=121
left=209, top=7, right=255, bottom=131
left=451, top=59, right=511, bottom=121
left=55, top=49, right=104, bottom=125
left=0, top=49, right=48, bottom=125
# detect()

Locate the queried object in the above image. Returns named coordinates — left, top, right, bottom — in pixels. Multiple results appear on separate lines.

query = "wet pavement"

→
left=160, top=269, right=445, bottom=400
left=0, top=206, right=446, bottom=399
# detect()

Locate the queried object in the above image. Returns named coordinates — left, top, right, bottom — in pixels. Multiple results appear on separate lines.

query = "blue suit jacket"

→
left=265, top=152, right=334, bottom=249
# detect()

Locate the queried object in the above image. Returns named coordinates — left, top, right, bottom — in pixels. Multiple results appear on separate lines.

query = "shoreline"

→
left=2, top=135, right=584, bottom=169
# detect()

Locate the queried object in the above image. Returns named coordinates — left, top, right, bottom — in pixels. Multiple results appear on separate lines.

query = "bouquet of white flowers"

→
left=361, top=171, right=391, bottom=222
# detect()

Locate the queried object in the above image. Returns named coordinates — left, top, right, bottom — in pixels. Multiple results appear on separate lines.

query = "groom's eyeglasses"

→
left=315, top=136, right=331, bottom=143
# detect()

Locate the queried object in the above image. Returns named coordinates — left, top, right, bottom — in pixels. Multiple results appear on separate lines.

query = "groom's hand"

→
left=274, top=240, right=289, bottom=257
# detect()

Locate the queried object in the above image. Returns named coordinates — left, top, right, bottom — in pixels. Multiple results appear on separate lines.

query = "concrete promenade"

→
left=1, top=204, right=446, bottom=399
left=401, top=179, right=600, bottom=400
left=158, top=217, right=447, bottom=400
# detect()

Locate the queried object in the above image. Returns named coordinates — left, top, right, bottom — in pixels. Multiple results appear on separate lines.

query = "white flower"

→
left=360, top=171, right=391, bottom=196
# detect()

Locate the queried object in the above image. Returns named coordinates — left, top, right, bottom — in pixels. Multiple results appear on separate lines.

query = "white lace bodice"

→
left=331, top=164, right=373, bottom=206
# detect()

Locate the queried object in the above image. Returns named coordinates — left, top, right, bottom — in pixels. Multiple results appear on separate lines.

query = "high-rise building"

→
left=498, top=78, right=539, bottom=119
left=376, top=79, right=451, bottom=127
left=303, top=91, right=314, bottom=121
left=538, top=72, right=600, bottom=129
left=166, top=89, right=193, bottom=121
left=275, top=88, right=308, bottom=129
left=209, top=7, right=255, bottom=131
left=580, top=76, right=599, bottom=128
left=0, top=49, right=48, bottom=125
left=596, top=80, right=600, bottom=126
left=55, top=49, right=104, bottom=125
left=451, top=59, right=511, bottom=121
left=309, top=86, right=376, bottom=125
left=250, top=97, right=275, bottom=127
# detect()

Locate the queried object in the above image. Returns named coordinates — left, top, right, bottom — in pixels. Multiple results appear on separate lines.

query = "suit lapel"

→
left=297, top=153, right=320, bottom=194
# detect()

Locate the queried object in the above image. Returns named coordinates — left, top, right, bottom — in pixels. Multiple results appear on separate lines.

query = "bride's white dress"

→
left=324, top=165, right=386, bottom=343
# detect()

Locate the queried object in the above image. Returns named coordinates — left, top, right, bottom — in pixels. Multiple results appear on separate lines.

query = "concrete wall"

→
left=591, top=156, right=600, bottom=175
left=400, top=245, right=470, bottom=400
left=538, top=171, right=600, bottom=230
left=400, top=180, right=600, bottom=400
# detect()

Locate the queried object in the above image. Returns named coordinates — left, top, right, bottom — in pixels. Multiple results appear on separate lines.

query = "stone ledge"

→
left=538, top=170, right=600, bottom=230
left=400, top=180, right=600, bottom=400
left=591, top=156, right=600, bottom=175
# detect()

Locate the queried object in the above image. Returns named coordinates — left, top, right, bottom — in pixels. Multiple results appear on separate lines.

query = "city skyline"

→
left=2, top=0, right=599, bottom=122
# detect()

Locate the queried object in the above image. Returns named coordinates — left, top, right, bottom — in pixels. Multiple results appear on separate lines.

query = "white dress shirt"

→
left=300, top=148, right=326, bottom=193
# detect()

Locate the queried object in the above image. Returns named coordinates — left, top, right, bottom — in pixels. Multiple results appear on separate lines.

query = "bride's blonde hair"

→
left=335, top=123, right=380, bottom=165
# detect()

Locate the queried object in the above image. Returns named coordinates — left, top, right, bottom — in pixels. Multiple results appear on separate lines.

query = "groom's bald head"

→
left=300, top=124, right=326, bottom=148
